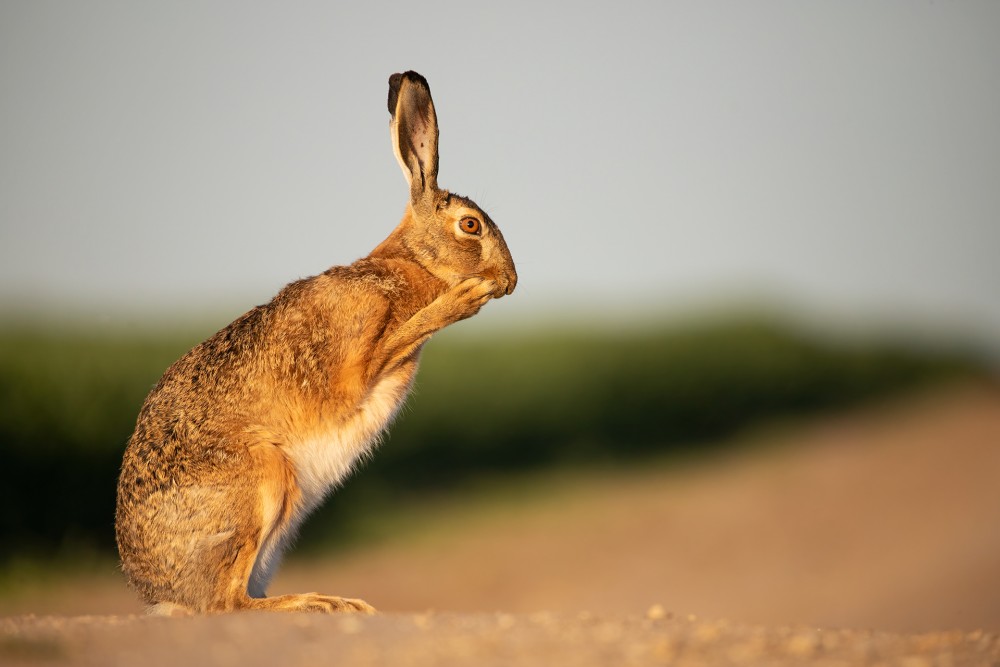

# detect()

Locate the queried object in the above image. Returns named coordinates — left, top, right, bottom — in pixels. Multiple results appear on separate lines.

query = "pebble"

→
left=645, top=604, right=667, bottom=621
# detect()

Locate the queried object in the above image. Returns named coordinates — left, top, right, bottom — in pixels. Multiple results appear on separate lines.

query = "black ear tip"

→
left=400, top=70, right=430, bottom=89
left=388, top=71, right=431, bottom=115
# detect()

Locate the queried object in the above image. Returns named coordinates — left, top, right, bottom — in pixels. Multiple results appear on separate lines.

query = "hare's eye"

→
left=459, top=217, right=481, bottom=235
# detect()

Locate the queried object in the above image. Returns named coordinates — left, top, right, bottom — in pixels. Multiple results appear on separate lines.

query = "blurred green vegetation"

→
left=0, top=316, right=990, bottom=565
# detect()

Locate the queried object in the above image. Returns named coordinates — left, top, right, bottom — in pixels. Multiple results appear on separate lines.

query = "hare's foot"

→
left=243, top=593, right=376, bottom=614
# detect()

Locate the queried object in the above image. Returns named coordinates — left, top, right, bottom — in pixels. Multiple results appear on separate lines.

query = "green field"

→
left=0, top=315, right=988, bottom=566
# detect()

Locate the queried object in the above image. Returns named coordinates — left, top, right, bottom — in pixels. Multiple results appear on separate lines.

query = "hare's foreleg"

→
left=375, top=277, right=496, bottom=375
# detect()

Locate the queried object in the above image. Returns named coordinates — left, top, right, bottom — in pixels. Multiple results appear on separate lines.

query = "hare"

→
left=115, top=71, right=516, bottom=615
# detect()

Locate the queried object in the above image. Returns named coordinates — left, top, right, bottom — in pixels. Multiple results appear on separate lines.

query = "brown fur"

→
left=115, top=71, right=516, bottom=614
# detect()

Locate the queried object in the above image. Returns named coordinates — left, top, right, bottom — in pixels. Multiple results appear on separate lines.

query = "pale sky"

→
left=2, top=2, right=998, bottom=340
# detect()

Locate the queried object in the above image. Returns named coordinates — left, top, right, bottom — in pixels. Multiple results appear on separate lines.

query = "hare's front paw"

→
left=449, top=276, right=498, bottom=322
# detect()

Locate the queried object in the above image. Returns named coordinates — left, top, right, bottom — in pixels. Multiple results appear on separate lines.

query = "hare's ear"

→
left=388, top=71, right=439, bottom=202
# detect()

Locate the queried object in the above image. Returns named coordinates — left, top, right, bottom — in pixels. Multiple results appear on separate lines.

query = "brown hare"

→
left=115, top=71, right=516, bottom=615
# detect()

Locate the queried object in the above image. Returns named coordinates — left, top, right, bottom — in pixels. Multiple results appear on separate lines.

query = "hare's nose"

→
left=503, top=267, right=518, bottom=296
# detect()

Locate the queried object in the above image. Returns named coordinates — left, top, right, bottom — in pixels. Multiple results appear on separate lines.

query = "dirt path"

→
left=2, top=612, right=998, bottom=667
left=3, top=382, right=1000, bottom=664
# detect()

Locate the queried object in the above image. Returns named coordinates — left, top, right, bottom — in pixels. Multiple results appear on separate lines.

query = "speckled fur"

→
left=115, top=72, right=516, bottom=615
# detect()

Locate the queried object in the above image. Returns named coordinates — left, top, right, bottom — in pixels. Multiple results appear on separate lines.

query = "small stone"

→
left=646, top=604, right=667, bottom=620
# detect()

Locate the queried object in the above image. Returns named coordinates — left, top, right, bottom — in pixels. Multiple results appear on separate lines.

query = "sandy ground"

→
left=2, top=611, right=998, bottom=667
left=3, top=381, right=1000, bottom=664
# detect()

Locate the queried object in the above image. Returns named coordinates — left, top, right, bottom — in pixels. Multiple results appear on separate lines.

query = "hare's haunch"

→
left=115, top=71, right=516, bottom=615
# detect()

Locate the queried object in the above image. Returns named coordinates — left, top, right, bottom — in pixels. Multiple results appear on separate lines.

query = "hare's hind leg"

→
left=243, top=593, right=375, bottom=613
left=213, top=526, right=376, bottom=614
left=128, top=440, right=374, bottom=614
left=220, top=443, right=376, bottom=614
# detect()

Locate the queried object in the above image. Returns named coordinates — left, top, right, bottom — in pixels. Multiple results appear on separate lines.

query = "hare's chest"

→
left=289, top=366, right=417, bottom=511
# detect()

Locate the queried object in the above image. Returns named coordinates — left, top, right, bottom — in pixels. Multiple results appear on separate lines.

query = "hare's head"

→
left=383, top=71, right=516, bottom=298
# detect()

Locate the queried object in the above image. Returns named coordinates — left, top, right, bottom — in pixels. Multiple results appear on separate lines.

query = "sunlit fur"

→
left=115, top=71, right=516, bottom=615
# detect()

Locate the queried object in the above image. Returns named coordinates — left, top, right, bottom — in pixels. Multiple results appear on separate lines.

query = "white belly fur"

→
left=289, top=370, right=414, bottom=515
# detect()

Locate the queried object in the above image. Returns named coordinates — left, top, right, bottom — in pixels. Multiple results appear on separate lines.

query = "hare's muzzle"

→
left=497, top=267, right=517, bottom=297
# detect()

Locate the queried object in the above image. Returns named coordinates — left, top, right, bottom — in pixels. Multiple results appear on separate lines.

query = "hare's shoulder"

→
left=183, top=268, right=393, bottom=372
